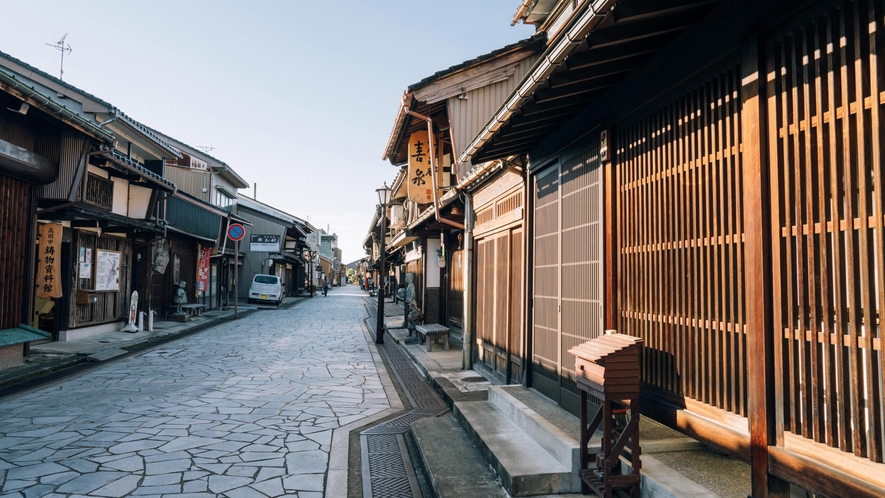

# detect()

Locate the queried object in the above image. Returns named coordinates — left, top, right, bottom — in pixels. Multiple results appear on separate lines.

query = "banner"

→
left=197, top=246, right=211, bottom=293
left=407, top=130, right=436, bottom=204
left=36, top=223, right=63, bottom=299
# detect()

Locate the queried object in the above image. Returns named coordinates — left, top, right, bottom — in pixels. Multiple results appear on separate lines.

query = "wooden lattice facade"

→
left=518, top=0, right=885, bottom=495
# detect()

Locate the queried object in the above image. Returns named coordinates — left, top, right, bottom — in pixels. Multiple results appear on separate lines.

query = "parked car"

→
left=248, top=274, right=283, bottom=305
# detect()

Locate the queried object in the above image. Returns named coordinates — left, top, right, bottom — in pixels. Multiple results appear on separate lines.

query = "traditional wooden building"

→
left=462, top=0, right=885, bottom=495
left=382, top=37, right=543, bottom=362
left=0, top=62, right=117, bottom=356
left=235, top=196, right=311, bottom=300
left=0, top=51, right=180, bottom=341
left=150, top=132, right=251, bottom=313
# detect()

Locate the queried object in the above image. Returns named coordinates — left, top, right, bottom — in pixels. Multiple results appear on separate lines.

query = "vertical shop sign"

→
left=36, top=223, right=63, bottom=299
left=197, top=246, right=211, bottom=293
left=407, top=130, right=435, bottom=204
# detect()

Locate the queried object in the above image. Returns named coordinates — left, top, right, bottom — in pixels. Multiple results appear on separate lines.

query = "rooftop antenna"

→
left=45, top=33, right=73, bottom=81
left=195, top=145, right=215, bottom=154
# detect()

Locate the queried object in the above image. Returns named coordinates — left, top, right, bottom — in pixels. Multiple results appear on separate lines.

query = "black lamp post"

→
left=375, top=183, right=391, bottom=344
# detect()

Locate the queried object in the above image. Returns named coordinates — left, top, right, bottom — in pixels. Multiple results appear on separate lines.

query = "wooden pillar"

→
left=603, top=129, right=617, bottom=331
left=741, top=36, right=789, bottom=498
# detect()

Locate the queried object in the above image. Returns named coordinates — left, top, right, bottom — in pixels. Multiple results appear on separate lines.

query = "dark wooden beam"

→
left=553, top=53, right=650, bottom=87
left=611, top=0, right=718, bottom=24
left=588, top=6, right=708, bottom=49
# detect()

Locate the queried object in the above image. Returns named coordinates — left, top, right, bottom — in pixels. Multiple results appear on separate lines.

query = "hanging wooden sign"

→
left=407, top=130, right=435, bottom=204
left=36, top=223, right=63, bottom=299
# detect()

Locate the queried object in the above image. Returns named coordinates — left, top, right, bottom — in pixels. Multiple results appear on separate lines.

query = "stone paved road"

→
left=0, top=287, right=389, bottom=497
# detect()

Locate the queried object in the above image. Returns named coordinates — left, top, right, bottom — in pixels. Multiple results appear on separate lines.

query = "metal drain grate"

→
left=361, top=432, right=421, bottom=497
left=360, top=336, right=450, bottom=498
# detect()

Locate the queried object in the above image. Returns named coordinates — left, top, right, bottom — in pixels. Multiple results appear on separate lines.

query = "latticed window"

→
left=83, top=173, right=113, bottom=209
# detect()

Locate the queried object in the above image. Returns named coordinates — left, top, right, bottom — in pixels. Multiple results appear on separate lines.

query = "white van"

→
left=248, top=274, right=283, bottom=305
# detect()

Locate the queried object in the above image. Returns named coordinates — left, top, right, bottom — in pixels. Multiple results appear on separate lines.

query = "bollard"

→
left=148, top=310, right=156, bottom=331
left=138, top=311, right=144, bottom=331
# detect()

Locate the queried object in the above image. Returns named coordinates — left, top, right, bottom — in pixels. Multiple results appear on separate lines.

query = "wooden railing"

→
left=83, top=173, right=112, bottom=210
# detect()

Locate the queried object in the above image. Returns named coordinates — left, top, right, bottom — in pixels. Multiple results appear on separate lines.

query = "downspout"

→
left=462, top=192, right=474, bottom=370
left=511, top=0, right=533, bottom=25
left=67, top=141, right=98, bottom=202
left=405, top=110, right=464, bottom=230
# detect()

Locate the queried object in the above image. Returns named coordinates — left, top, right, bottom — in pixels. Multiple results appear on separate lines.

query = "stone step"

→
left=488, top=385, right=597, bottom=476
left=410, top=416, right=510, bottom=498
left=454, top=399, right=577, bottom=496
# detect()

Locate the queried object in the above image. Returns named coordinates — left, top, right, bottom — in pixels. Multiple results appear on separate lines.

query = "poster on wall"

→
left=79, top=247, right=92, bottom=279
left=36, top=223, right=63, bottom=299
left=94, top=249, right=121, bottom=291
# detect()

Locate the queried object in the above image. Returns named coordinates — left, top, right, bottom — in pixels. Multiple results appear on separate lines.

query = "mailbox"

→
left=569, top=332, right=642, bottom=498
left=76, top=290, right=99, bottom=304
left=571, top=333, right=642, bottom=399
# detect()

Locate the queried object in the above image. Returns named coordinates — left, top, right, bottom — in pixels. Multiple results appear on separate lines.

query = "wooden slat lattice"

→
left=767, top=0, right=884, bottom=462
left=616, top=65, right=747, bottom=416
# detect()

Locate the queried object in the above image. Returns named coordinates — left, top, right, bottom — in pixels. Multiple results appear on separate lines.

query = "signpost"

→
left=121, top=290, right=139, bottom=332
left=227, top=223, right=245, bottom=318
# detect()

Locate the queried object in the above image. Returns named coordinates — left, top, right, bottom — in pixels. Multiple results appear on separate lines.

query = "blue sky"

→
left=0, top=1, right=536, bottom=262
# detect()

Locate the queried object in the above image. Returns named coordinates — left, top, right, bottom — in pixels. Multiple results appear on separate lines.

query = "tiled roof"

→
left=407, top=33, right=546, bottom=92
left=0, top=68, right=115, bottom=143
left=110, top=109, right=182, bottom=158
left=106, top=149, right=175, bottom=190
left=0, top=49, right=113, bottom=107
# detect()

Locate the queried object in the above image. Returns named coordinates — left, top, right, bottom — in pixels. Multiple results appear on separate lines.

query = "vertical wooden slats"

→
left=866, top=0, right=885, bottom=464
left=853, top=0, right=879, bottom=462
left=0, top=177, right=31, bottom=330
left=823, top=9, right=849, bottom=451
left=839, top=4, right=865, bottom=457
left=811, top=18, right=833, bottom=447
left=768, top=1, right=884, bottom=463
left=616, top=64, right=746, bottom=415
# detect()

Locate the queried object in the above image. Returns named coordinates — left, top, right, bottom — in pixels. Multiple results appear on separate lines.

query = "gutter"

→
left=459, top=0, right=618, bottom=164
left=382, top=93, right=414, bottom=162
left=456, top=159, right=506, bottom=192
left=512, top=0, right=533, bottom=25
left=404, top=109, right=465, bottom=230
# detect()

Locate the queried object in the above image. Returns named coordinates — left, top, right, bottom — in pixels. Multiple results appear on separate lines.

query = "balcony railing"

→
left=83, top=173, right=113, bottom=210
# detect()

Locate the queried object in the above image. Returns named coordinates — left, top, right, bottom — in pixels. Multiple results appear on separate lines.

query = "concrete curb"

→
left=326, top=308, right=408, bottom=498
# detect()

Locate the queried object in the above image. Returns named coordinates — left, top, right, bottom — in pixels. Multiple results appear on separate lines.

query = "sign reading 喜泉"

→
left=407, top=130, right=437, bottom=204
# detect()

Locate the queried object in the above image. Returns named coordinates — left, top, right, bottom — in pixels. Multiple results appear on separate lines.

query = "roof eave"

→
left=460, top=0, right=618, bottom=165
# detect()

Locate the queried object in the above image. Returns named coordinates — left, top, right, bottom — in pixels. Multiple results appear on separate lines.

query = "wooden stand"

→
left=569, top=333, right=643, bottom=498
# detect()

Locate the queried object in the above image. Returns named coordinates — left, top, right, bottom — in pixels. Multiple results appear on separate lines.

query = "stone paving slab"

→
left=0, top=286, right=392, bottom=498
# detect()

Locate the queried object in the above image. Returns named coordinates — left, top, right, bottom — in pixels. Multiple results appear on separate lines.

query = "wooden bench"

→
left=181, top=304, right=205, bottom=317
left=415, top=323, right=450, bottom=352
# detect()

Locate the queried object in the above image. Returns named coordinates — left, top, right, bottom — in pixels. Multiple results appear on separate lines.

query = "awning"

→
left=270, top=252, right=302, bottom=264
left=390, top=229, right=418, bottom=248
left=462, top=0, right=721, bottom=164
left=164, top=225, right=218, bottom=245
left=104, top=150, right=175, bottom=191
left=0, top=324, right=50, bottom=347
left=38, top=203, right=163, bottom=234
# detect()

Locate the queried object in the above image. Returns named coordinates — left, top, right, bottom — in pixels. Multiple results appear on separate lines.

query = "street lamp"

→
left=375, top=182, right=392, bottom=344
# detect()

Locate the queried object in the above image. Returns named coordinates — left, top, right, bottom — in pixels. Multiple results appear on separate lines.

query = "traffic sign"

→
left=227, top=223, right=245, bottom=241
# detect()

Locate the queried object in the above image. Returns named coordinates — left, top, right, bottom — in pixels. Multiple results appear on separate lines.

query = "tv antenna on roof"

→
left=45, top=33, right=73, bottom=81
left=195, top=145, right=215, bottom=154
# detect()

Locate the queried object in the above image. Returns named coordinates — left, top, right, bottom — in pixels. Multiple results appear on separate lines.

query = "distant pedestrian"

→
left=322, top=275, right=329, bottom=297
